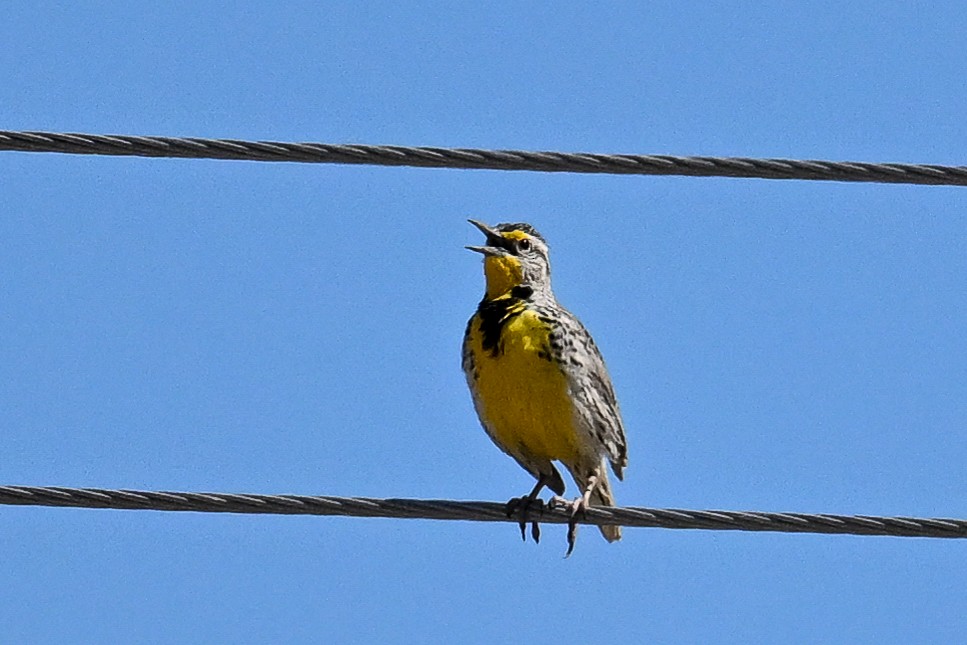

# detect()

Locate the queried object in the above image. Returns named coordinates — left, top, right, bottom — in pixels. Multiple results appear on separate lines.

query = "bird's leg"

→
left=504, top=475, right=548, bottom=543
left=552, top=474, right=600, bottom=557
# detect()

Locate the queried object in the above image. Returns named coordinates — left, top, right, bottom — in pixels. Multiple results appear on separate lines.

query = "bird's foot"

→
left=551, top=493, right=592, bottom=557
left=505, top=496, right=545, bottom=543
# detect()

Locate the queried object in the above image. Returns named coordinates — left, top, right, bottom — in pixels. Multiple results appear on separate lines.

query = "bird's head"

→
left=466, top=219, right=552, bottom=300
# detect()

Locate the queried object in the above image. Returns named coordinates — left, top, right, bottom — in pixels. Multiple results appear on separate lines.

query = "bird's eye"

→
left=518, top=238, right=531, bottom=252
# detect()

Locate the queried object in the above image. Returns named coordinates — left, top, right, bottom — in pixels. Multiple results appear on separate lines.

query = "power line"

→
left=4, top=133, right=963, bottom=542
left=2, top=485, right=964, bottom=538
left=2, top=129, right=967, bottom=186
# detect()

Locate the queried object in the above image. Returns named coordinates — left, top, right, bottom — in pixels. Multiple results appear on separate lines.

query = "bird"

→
left=462, top=219, right=628, bottom=555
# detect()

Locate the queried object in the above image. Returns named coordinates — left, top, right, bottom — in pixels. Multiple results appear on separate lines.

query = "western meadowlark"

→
left=462, top=220, right=628, bottom=554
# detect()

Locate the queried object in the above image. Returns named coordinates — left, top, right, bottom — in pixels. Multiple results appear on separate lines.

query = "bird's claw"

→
left=551, top=495, right=590, bottom=557
left=505, top=496, right=544, bottom=544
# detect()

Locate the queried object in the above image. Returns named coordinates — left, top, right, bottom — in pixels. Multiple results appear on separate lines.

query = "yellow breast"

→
left=469, top=308, right=581, bottom=464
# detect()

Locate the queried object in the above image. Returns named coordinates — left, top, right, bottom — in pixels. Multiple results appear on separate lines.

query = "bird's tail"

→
left=574, top=468, right=621, bottom=543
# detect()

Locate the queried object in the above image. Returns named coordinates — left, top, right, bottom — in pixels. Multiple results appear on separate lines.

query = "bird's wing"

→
left=553, top=310, right=628, bottom=479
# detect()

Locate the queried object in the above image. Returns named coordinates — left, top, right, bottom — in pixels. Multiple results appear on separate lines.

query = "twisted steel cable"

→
left=3, top=130, right=967, bottom=185
left=4, top=132, right=964, bottom=539
left=2, top=486, right=965, bottom=538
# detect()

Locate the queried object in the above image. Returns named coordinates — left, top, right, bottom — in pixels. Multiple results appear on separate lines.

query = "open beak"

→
left=466, top=219, right=510, bottom=256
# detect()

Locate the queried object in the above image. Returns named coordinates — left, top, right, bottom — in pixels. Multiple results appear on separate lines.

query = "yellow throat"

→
left=482, top=255, right=523, bottom=299
left=481, top=230, right=534, bottom=299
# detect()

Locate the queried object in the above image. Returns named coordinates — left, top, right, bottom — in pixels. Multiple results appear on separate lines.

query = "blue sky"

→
left=3, top=3, right=967, bottom=643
